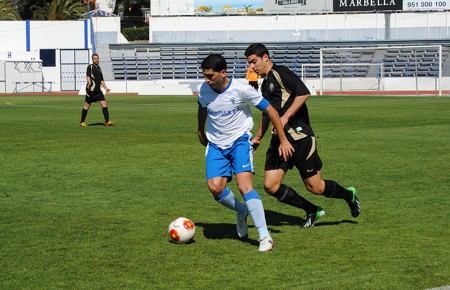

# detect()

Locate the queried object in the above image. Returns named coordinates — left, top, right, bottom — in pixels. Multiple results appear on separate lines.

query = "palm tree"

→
left=243, top=4, right=253, bottom=12
left=0, top=0, right=21, bottom=20
left=32, top=0, right=87, bottom=20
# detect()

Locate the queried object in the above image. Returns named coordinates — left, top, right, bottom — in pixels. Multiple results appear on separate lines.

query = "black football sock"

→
left=81, top=109, right=88, bottom=123
left=102, top=107, right=110, bottom=123
left=272, top=184, right=318, bottom=213
left=323, top=180, right=353, bottom=202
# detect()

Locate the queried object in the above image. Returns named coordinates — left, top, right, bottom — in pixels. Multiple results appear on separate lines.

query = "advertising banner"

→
left=194, top=0, right=264, bottom=14
left=151, top=0, right=449, bottom=15
left=333, top=0, right=403, bottom=12
left=403, top=0, right=449, bottom=10
left=263, top=0, right=333, bottom=14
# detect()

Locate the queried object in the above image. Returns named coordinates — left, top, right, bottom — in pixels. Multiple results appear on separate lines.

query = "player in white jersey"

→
left=197, top=54, right=294, bottom=252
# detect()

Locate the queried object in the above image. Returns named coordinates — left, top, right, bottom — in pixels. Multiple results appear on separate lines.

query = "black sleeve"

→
left=86, top=65, right=91, bottom=77
left=281, top=67, right=310, bottom=96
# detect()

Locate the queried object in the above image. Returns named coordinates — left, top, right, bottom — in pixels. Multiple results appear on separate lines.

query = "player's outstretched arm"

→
left=264, top=105, right=294, bottom=161
left=101, top=80, right=110, bottom=94
left=197, top=106, right=208, bottom=147
left=252, top=113, right=270, bottom=151
left=281, top=94, right=310, bottom=122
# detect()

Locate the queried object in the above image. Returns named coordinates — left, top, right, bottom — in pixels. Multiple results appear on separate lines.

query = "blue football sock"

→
left=215, top=187, right=246, bottom=216
left=243, top=189, right=270, bottom=239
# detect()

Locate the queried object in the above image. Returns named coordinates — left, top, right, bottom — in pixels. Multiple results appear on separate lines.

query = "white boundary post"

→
left=439, top=45, right=442, bottom=97
left=319, top=49, right=323, bottom=96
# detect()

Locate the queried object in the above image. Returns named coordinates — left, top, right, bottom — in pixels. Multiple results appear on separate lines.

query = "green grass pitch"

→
left=0, top=95, right=449, bottom=289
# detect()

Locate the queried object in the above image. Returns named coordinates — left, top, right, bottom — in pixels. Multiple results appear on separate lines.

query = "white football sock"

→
left=243, top=189, right=270, bottom=239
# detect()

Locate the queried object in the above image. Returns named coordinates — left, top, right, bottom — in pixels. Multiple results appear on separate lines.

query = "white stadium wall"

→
left=0, top=17, right=125, bottom=52
left=149, top=11, right=450, bottom=43
left=0, top=17, right=126, bottom=93
left=0, top=22, right=28, bottom=51
left=30, top=21, right=89, bottom=50
left=0, top=20, right=91, bottom=93
left=0, top=20, right=90, bottom=52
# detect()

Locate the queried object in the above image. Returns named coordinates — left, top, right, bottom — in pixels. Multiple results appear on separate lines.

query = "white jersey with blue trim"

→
left=198, top=78, right=269, bottom=149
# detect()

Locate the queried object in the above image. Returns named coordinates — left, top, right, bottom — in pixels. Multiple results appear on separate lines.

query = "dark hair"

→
left=244, top=43, right=269, bottom=58
left=201, top=54, right=227, bottom=72
left=91, top=53, right=99, bottom=58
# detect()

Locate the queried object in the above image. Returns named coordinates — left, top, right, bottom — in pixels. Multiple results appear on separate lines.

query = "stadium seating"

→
left=108, top=41, right=450, bottom=81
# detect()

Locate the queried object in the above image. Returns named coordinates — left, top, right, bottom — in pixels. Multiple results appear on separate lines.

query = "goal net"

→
left=303, top=45, right=445, bottom=96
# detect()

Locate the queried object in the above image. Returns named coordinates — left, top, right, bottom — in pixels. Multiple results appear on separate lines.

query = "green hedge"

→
left=122, top=26, right=149, bottom=41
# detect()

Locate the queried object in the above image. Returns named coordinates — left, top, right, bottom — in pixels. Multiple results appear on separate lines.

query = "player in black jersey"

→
left=245, top=43, right=360, bottom=227
left=80, top=54, right=116, bottom=127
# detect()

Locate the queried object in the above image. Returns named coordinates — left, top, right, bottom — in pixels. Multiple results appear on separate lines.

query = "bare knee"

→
left=303, top=173, right=326, bottom=195
left=263, top=169, right=286, bottom=196
left=235, top=172, right=254, bottom=195
left=237, top=184, right=253, bottom=195
left=207, top=180, right=225, bottom=197
left=264, top=182, right=280, bottom=196
left=305, top=182, right=325, bottom=195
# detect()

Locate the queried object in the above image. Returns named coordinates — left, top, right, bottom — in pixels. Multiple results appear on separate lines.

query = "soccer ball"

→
left=168, top=217, right=195, bottom=244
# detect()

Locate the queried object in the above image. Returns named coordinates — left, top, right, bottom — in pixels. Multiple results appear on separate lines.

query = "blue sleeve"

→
left=255, top=98, right=270, bottom=111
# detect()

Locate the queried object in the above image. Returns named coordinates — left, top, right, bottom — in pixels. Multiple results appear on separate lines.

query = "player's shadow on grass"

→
left=195, top=211, right=304, bottom=240
left=195, top=222, right=236, bottom=240
left=264, top=209, right=358, bottom=227
left=87, top=122, right=105, bottom=126
left=265, top=209, right=304, bottom=226
left=196, top=211, right=357, bottom=243
left=195, top=222, right=264, bottom=246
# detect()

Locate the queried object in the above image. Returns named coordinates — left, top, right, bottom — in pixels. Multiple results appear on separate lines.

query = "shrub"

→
left=122, top=26, right=149, bottom=41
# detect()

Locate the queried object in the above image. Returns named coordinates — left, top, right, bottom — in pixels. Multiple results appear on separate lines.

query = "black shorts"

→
left=265, top=135, right=322, bottom=179
left=85, top=90, right=105, bottom=103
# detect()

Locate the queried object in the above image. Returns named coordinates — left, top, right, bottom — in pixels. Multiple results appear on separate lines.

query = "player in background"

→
left=80, top=54, right=116, bottom=127
left=197, top=54, right=294, bottom=252
left=244, top=43, right=360, bottom=228
left=246, top=65, right=260, bottom=91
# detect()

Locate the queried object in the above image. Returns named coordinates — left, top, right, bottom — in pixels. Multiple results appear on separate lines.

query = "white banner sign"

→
left=264, top=0, right=333, bottom=14
left=151, top=0, right=194, bottom=16
left=403, top=0, right=449, bottom=10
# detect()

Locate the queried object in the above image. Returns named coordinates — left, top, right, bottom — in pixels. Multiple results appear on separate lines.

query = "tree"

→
left=31, top=0, right=88, bottom=20
left=0, top=0, right=21, bottom=20
left=12, top=0, right=149, bottom=20
left=243, top=4, right=253, bottom=12
left=114, top=0, right=149, bottom=28
left=114, top=0, right=149, bottom=17
left=115, top=0, right=149, bottom=9
left=11, top=0, right=47, bottom=20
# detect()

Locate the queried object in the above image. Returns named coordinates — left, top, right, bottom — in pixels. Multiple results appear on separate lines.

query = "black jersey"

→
left=86, top=64, right=104, bottom=92
left=261, top=64, right=314, bottom=140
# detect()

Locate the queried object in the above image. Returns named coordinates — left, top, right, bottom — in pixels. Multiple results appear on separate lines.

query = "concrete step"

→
left=96, top=44, right=114, bottom=81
